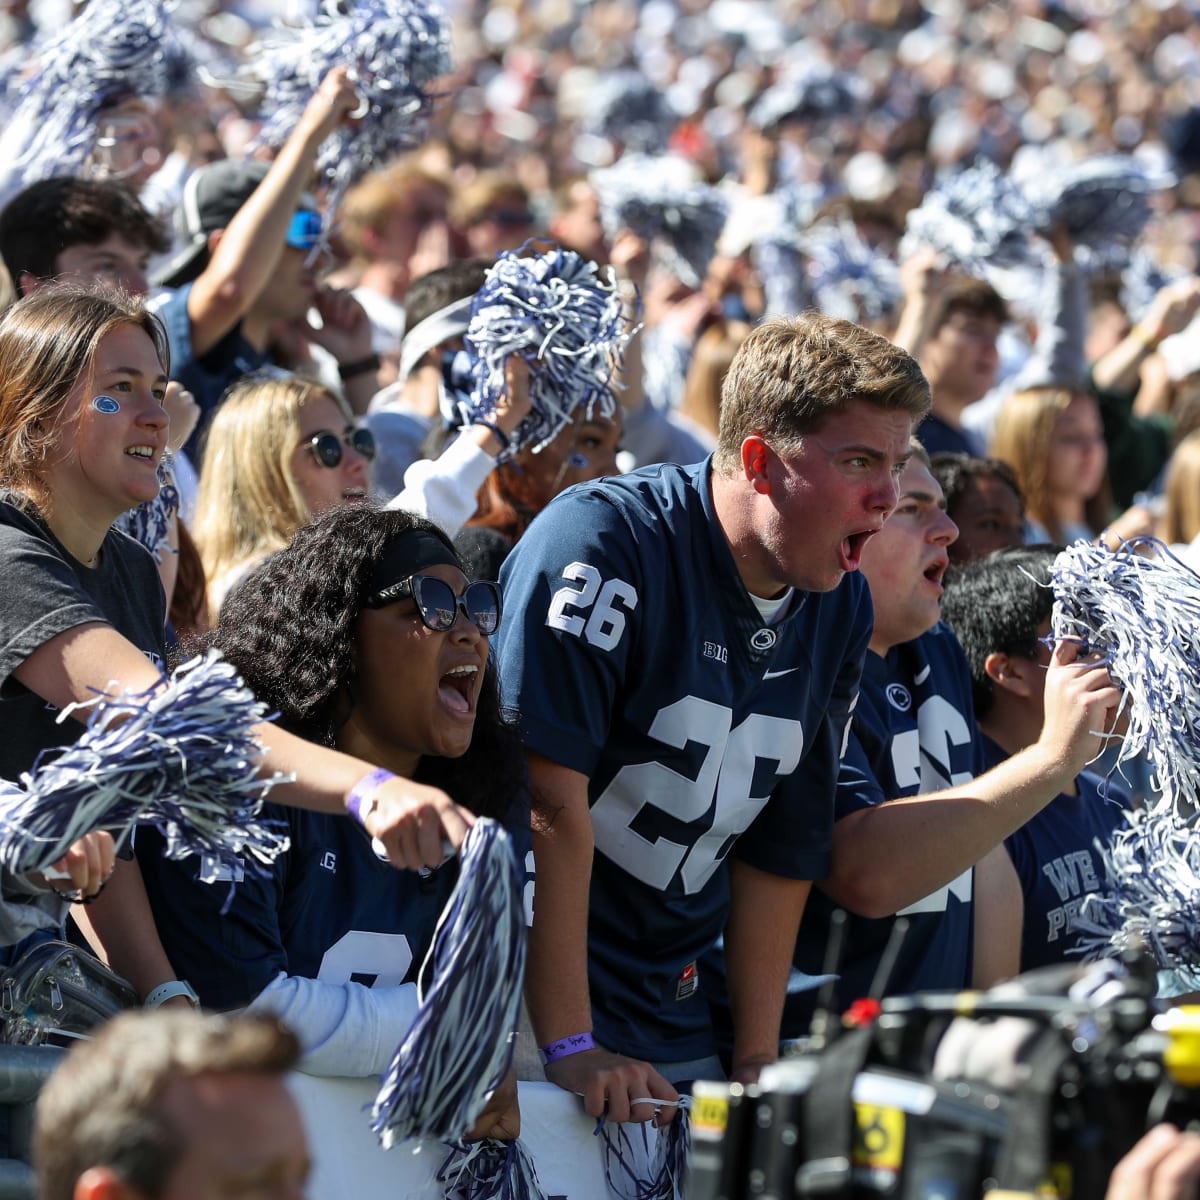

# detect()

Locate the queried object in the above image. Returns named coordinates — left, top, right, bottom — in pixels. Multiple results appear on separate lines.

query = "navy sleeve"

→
left=497, top=489, right=643, bottom=777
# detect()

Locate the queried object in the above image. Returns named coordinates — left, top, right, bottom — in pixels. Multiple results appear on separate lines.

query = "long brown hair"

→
left=989, top=387, right=1110, bottom=543
left=0, top=284, right=169, bottom=507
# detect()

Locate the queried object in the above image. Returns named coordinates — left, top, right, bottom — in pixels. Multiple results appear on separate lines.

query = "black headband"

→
left=365, top=530, right=461, bottom=607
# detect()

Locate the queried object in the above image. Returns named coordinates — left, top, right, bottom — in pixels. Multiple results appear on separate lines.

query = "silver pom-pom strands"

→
left=590, top=154, right=729, bottom=290
left=1048, top=539, right=1200, bottom=977
left=582, top=69, right=675, bottom=156
left=749, top=61, right=867, bottom=131
left=1073, top=809, right=1200, bottom=991
left=369, top=818, right=525, bottom=1147
left=1020, top=154, right=1168, bottom=255
left=437, top=1138, right=548, bottom=1200
left=899, top=161, right=1036, bottom=275
left=460, top=247, right=633, bottom=456
left=0, top=0, right=178, bottom=198
left=1049, top=538, right=1200, bottom=813
left=597, top=1104, right=692, bottom=1200
left=249, top=0, right=451, bottom=218
left=114, top=452, right=179, bottom=564
left=0, top=651, right=289, bottom=884
left=798, top=219, right=903, bottom=325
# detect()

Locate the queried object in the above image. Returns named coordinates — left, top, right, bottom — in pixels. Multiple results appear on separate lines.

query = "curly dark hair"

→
left=203, top=504, right=525, bottom=823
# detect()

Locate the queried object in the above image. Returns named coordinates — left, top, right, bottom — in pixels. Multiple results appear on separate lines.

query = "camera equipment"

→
left=689, top=955, right=1200, bottom=1199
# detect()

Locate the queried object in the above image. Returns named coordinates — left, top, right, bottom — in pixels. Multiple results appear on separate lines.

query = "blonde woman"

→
left=989, top=386, right=1111, bottom=544
left=192, top=371, right=373, bottom=614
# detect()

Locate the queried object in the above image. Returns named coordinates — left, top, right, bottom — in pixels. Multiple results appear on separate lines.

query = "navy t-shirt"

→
left=496, top=458, right=871, bottom=1062
left=786, top=624, right=984, bottom=1036
left=138, top=796, right=532, bottom=1010
left=983, top=734, right=1130, bottom=971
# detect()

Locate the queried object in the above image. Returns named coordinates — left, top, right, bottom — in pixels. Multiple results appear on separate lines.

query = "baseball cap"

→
left=152, top=160, right=320, bottom=288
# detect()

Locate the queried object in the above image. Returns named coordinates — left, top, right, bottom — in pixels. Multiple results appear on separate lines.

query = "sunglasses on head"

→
left=365, top=573, right=502, bottom=635
left=305, top=427, right=376, bottom=468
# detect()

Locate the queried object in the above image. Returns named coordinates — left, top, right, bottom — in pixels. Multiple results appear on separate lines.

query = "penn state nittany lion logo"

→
left=885, top=683, right=912, bottom=712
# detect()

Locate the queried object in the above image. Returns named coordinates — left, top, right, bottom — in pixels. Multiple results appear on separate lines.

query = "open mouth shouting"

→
left=839, top=528, right=878, bottom=573
left=923, top=555, right=949, bottom=595
left=438, top=662, right=480, bottom=717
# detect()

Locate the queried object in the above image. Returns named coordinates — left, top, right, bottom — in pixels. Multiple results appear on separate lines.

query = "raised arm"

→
left=186, top=69, right=359, bottom=357
left=821, top=642, right=1120, bottom=918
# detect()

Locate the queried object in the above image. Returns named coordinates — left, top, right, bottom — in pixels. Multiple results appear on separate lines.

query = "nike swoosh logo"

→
left=763, top=667, right=800, bottom=680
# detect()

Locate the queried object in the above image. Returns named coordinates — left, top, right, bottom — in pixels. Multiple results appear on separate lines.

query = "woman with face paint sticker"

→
left=0, top=284, right=476, bottom=998
left=137, top=505, right=528, bottom=1137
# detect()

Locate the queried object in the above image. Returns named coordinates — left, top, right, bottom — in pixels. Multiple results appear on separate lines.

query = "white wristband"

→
left=144, top=980, right=200, bottom=1009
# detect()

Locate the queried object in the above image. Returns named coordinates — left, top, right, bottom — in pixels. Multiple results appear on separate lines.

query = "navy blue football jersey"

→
left=983, top=735, right=1129, bottom=972
left=138, top=801, right=534, bottom=1011
left=496, top=458, right=871, bottom=1062
left=785, top=624, right=984, bottom=1036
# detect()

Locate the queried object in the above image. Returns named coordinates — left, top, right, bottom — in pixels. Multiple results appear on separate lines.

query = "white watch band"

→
left=144, top=980, right=200, bottom=1009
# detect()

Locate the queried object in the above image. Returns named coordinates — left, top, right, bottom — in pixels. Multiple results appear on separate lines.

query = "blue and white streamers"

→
left=1049, top=539, right=1200, bottom=976
left=749, top=61, right=867, bottom=131
left=248, top=0, right=451, bottom=218
left=437, top=1138, right=547, bottom=1200
left=899, top=161, right=1036, bottom=275
left=1020, top=154, right=1169, bottom=255
left=1073, top=809, right=1200, bottom=990
left=0, top=0, right=179, bottom=198
left=457, top=247, right=632, bottom=456
left=798, top=219, right=902, bottom=325
left=590, top=154, right=729, bottom=290
left=0, top=651, right=289, bottom=882
left=1049, top=538, right=1200, bottom=814
left=582, top=70, right=674, bottom=156
left=114, top=451, right=179, bottom=564
left=597, top=1106, right=692, bottom=1200
left=369, top=818, right=525, bottom=1146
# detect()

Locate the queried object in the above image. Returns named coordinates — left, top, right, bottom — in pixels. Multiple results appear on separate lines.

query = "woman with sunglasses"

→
left=0, top=284, right=473, bottom=1001
left=136, top=505, right=524, bottom=1134
left=192, top=370, right=376, bottom=615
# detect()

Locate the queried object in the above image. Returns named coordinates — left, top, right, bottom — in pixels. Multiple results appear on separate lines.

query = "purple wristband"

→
left=540, top=1032, right=595, bottom=1065
left=347, top=768, right=396, bottom=826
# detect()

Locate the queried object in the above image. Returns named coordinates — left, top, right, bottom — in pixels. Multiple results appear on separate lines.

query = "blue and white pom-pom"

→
left=1019, top=154, right=1169, bottom=255
left=249, top=0, right=451, bottom=218
left=1049, top=538, right=1200, bottom=815
left=798, top=219, right=902, bottom=325
left=590, top=154, right=729, bottom=290
left=749, top=61, right=867, bottom=130
left=114, top=452, right=179, bottom=564
left=597, top=1105, right=692, bottom=1200
left=0, top=651, right=289, bottom=882
left=437, top=1138, right=547, bottom=1200
left=0, top=0, right=178, bottom=196
left=1072, top=809, right=1200, bottom=988
left=455, top=247, right=633, bottom=456
left=582, top=69, right=675, bottom=156
left=899, top=161, right=1036, bottom=275
left=369, top=818, right=525, bottom=1146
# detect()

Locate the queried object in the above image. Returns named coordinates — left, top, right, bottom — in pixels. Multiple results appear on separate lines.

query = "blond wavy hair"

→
left=192, top=372, right=348, bottom=613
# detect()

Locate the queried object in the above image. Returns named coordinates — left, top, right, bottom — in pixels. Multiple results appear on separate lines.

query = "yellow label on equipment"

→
left=852, top=1104, right=905, bottom=1171
left=691, top=1095, right=730, bottom=1137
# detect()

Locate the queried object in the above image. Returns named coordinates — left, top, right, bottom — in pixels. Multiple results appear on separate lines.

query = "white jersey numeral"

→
left=316, top=931, right=413, bottom=988
left=590, top=695, right=804, bottom=894
left=547, top=561, right=639, bottom=651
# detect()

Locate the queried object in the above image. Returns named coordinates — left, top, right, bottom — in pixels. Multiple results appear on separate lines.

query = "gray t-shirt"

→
left=0, top=498, right=167, bottom=780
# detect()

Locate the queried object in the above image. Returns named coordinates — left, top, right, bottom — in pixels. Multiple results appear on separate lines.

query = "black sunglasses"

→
left=305, top=427, right=376, bottom=468
left=365, top=573, right=502, bottom=635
